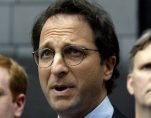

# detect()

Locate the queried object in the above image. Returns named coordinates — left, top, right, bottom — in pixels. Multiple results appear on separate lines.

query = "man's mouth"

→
left=50, top=84, right=75, bottom=95
left=55, top=86, right=68, bottom=91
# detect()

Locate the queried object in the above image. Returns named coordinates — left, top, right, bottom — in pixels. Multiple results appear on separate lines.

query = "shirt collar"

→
left=84, top=96, right=114, bottom=118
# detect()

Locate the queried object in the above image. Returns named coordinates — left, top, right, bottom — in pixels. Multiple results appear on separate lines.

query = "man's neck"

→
left=58, top=96, right=113, bottom=118
left=135, top=104, right=151, bottom=118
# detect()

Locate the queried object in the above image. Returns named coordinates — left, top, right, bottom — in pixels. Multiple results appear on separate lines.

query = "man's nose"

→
left=51, top=53, right=69, bottom=78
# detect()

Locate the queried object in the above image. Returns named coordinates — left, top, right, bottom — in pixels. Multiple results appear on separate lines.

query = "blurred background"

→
left=0, top=0, right=150, bottom=118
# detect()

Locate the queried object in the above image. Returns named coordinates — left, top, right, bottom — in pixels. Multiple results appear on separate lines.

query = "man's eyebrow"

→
left=39, top=42, right=52, bottom=49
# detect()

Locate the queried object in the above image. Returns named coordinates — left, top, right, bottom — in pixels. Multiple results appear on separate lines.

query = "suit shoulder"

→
left=112, top=106, right=127, bottom=118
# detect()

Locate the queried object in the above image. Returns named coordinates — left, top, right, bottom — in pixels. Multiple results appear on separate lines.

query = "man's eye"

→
left=0, top=89, right=4, bottom=96
left=40, top=49, right=54, bottom=59
left=64, top=47, right=84, bottom=57
left=141, top=63, right=151, bottom=70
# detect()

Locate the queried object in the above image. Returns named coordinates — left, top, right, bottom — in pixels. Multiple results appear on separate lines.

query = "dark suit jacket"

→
left=112, top=107, right=127, bottom=118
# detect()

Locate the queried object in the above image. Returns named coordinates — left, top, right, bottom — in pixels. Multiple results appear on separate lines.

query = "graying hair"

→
left=129, top=29, right=151, bottom=72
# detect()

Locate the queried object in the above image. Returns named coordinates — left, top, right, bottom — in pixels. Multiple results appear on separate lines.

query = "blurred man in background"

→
left=0, top=55, right=28, bottom=118
left=127, top=29, right=151, bottom=118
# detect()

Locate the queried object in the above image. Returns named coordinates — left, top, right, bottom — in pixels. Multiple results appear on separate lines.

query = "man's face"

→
left=38, top=14, right=114, bottom=116
left=0, top=67, right=15, bottom=118
left=127, top=43, right=151, bottom=108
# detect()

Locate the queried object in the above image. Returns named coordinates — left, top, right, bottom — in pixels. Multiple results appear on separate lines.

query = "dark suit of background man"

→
left=31, top=0, right=127, bottom=118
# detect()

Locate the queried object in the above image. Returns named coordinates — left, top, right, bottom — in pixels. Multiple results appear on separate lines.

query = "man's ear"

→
left=127, top=74, right=134, bottom=95
left=103, top=56, right=116, bottom=81
left=14, top=94, right=26, bottom=118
